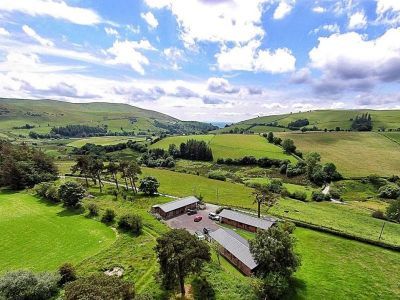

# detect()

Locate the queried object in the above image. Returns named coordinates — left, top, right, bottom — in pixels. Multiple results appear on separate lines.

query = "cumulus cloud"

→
left=141, top=12, right=159, bottom=29
left=22, top=25, right=54, bottom=47
left=309, top=28, right=400, bottom=93
left=376, top=0, right=400, bottom=26
left=348, top=11, right=367, bottom=30
left=207, top=77, right=240, bottom=94
left=106, top=40, right=155, bottom=74
left=145, top=0, right=268, bottom=46
left=202, top=95, right=225, bottom=104
left=273, top=0, right=296, bottom=20
left=290, top=68, right=311, bottom=84
left=170, top=86, right=199, bottom=98
left=0, top=0, right=102, bottom=26
left=0, top=27, right=10, bottom=36
left=216, top=40, right=295, bottom=73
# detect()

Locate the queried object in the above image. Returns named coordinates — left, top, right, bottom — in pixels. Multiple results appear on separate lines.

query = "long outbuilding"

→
left=152, top=196, right=199, bottom=219
left=209, top=228, right=258, bottom=276
left=219, top=209, right=275, bottom=232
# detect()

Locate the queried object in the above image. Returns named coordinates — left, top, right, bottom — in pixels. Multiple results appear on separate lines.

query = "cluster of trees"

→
left=250, top=225, right=300, bottom=299
left=0, top=141, right=58, bottom=189
left=139, top=148, right=175, bottom=168
left=217, top=156, right=288, bottom=169
left=351, top=113, right=373, bottom=131
left=36, top=181, right=86, bottom=208
left=73, top=141, right=147, bottom=157
left=51, top=125, right=108, bottom=137
left=12, top=123, right=35, bottom=129
left=288, top=118, right=309, bottom=129
left=168, top=139, right=213, bottom=161
left=153, top=120, right=218, bottom=134
left=264, top=132, right=302, bottom=157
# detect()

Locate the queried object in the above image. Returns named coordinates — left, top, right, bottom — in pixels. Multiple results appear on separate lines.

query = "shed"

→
left=219, top=209, right=275, bottom=232
left=152, top=196, right=199, bottom=219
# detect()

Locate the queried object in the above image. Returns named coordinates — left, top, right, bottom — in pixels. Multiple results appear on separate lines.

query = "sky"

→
left=0, top=0, right=400, bottom=122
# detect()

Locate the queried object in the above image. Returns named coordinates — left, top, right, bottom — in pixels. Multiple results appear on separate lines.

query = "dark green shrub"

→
left=138, top=176, right=159, bottom=195
left=58, top=181, right=85, bottom=208
left=312, top=191, right=330, bottom=202
left=371, top=210, right=386, bottom=220
left=207, top=171, right=227, bottom=181
left=378, top=184, right=400, bottom=199
left=328, top=188, right=341, bottom=200
left=251, top=272, right=289, bottom=300
left=118, top=214, right=143, bottom=234
left=192, top=276, right=215, bottom=300
left=59, top=263, right=77, bottom=285
left=101, top=209, right=116, bottom=223
left=386, top=200, right=400, bottom=223
left=288, top=191, right=307, bottom=202
left=87, top=203, right=99, bottom=216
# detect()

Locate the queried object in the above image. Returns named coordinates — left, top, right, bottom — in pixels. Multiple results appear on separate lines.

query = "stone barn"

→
left=209, top=228, right=258, bottom=276
left=152, top=196, right=199, bottom=219
left=219, top=209, right=275, bottom=232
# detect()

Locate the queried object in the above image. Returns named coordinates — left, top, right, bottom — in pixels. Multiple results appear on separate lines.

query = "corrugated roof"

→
left=209, top=228, right=258, bottom=270
left=219, top=209, right=275, bottom=230
left=156, top=196, right=199, bottom=213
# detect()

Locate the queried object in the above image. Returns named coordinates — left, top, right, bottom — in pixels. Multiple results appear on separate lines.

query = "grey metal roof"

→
left=155, top=196, right=199, bottom=213
left=219, top=209, right=275, bottom=230
left=209, top=228, right=258, bottom=270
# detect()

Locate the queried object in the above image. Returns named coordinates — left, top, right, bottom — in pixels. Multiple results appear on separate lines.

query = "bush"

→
left=328, top=188, right=341, bottom=200
left=101, top=209, right=116, bottom=223
left=87, top=203, right=99, bottom=217
left=139, top=176, right=160, bottom=196
left=378, top=184, right=400, bottom=199
left=192, top=276, right=215, bottom=300
left=58, top=181, right=85, bottom=208
left=34, top=182, right=60, bottom=203
left=118, top=214, right=143, bottom=234
left=288, top=191, right=307, bottom=202
left=207, top=171, right=227, bottom=181
left=312, top=191, right=330, bottom=202
left=251, top=272, right=289, bottom=300
left=371, top=210, right=386, bottom=220
left=386, top=200, right=400, bottom=223
left=0, top=270, right=60, bottom=300
left=64, top=274, right=134, bottom=300
left=59, top=263, right=77, bottom=285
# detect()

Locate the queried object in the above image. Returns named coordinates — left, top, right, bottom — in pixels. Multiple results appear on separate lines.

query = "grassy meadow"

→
left=67, top=136, right=145, bottom=148
left=150, top=134, right=296, bottom=161
left=0, top=191, right=116, bottom=272
left=275, top=132, right=400, bottom=177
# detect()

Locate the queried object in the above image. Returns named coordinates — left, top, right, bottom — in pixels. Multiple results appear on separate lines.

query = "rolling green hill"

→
left=216, top=109, right=400, bottom=133
left=0, top=98, right=217, bottom=138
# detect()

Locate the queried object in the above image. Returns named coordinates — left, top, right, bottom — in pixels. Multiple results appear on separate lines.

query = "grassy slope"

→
left=139, top=168, right=400, bottom=246
left=0, top=98, right=180, bottom=136
left=150, top=134, right=296, bottom=162
left=67, top=136, right=145, bottom=148
left=0, top=191, right=115, bottom=272
left=276, top=132, right=400, bottom=177
left=221, top=109, right=400, bottom=132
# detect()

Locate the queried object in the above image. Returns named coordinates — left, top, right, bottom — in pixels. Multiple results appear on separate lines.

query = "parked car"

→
left=208, top=212, right=220, bottom=221
left=203, top=227, right=213, bottom=234
left=187, top=208, right=197, bottom=215
left=194, top=215, right=203, bottom=222
left=195, top=231, right=205, bottom=240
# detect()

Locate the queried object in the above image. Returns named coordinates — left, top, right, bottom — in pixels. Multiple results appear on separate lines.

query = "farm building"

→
left=152, top=196, right=199, bottom=219
left=209, top=228, right=258, bottom=276
left=219, top=209, right=275, bottom=232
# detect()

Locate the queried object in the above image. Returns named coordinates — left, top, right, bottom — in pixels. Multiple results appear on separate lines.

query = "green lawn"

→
left=0, top=191, right=116, bottom=272
left=67, top=136, right=144, bottom=148
left=276, top=132, right=400, bottom=177
left=151, top=134, right=296, bottom=162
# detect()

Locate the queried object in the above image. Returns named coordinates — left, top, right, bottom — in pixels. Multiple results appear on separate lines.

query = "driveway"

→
left=165, top=203, right=220, bottom=234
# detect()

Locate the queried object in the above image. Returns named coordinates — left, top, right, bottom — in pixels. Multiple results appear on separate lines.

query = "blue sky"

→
left=0, top=0, right=399, bottom=122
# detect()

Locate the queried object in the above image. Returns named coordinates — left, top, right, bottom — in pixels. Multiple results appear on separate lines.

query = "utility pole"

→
left=379, top=221, right=386, bottom=241
left=216, top=188, right=219, bottom=204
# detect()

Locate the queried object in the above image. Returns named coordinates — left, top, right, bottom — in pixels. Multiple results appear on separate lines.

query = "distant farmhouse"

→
left=219, top=209, right=275, bottom=232
left=152, top=196, right=199, bottom=219
left=209, top=228, right=258, bottom=276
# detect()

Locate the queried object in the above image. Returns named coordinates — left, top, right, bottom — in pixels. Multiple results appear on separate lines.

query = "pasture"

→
left=276, top=132, right=400, bottom=177
left=150, top=134, right=296, bottom=161
left=67, top=136, right=144, bottom=148
left=0, top=191, right=116, bottom=272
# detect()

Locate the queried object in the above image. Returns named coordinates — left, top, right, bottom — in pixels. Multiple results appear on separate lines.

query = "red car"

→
left=194, top=215, right=203, bottom=222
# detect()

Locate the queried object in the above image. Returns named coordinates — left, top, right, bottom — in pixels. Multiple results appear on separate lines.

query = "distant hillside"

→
left=215, top=109, right=400, bottom=133
left=0, top=98, right=217, bottom=137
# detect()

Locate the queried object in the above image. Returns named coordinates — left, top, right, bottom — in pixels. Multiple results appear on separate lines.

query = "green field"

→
left=382, top=132, right=400, bottom=144
left=151, top=134, right=296, bottom=161
left=0, top=191, right=116, bottom=272
left=67, top=136, right=145, bottom=148
left=221, top=109, right=400, bottom=132
left=275, top=132, right=400, bottom=177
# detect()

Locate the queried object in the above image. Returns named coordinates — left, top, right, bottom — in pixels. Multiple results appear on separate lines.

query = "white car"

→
left=195, top=231, right=205, bottom=240
left=208, top=212, right=220, bottom=221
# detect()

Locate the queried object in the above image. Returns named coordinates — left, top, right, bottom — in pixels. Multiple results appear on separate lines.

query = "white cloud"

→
left=0, top=0, right=102, bottom=26
left=106, top=40, right=155, bottom=74
left=207, top=77, right=240, bottom=94
left=0, top=27, right=10, bottom=36
left=141, top=12, right=159, bottom=29
left=105, top=27, right=119, bottom=37
left=126, top=25, right=140, bottom=34
left=216, top=40, right=295, bottom=73
left=348, top=11, right=367, bottom=30
left=273, top=0, right=296, bottom=20
left=22, top=25, right=54, bottom=47
left=376, top=0, right=400, bottom=25
left=312, top=6, right=326, bottom=13
left=309, top=28, right=400, bottom=92
left=145, top=0, right=269, bottom=46
left=163, top=47, right=185, bottom=70
left=312, top=24, right=340, bottom=35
